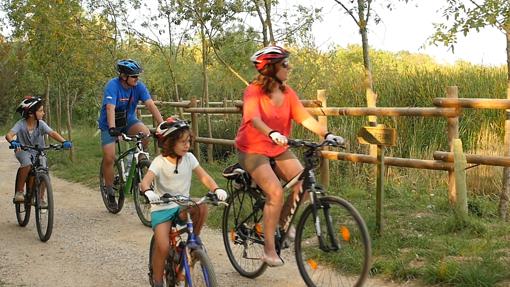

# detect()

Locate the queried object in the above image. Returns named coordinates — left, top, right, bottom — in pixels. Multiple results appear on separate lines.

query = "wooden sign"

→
left=357, top=124, right=397, bottom=146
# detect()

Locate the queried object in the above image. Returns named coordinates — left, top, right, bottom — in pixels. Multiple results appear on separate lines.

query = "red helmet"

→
left=250, top=46, right=290, bottom=73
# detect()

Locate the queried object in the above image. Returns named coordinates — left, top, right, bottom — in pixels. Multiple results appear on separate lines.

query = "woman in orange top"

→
left=235, top=46, right=345, bottom=267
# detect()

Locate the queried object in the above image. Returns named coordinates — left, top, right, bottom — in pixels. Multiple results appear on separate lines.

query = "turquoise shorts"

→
left=151, top=207, right=185, bottom=230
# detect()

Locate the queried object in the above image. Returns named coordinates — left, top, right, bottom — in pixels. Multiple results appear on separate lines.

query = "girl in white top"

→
left=140, top=117, right=227, bottom=287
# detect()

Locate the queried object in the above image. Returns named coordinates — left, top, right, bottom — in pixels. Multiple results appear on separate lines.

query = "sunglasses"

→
left=281, top=59, right=290, bottom=69
left=129, top=75, right=139, bottom=79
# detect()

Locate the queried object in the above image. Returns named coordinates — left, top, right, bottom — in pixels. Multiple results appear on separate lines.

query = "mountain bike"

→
left=221, top=139, right=372, bottom=287
left=148, top=192, right=226, bottom=287
left=99, top=132, right=152, bottom=226
left=12, top=144, right=67, bottom=242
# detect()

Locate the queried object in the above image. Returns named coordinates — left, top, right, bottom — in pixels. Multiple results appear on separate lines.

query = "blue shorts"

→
left=100, top=118, right=143, bottom=146
left=151, top=207, right=185, bottom=230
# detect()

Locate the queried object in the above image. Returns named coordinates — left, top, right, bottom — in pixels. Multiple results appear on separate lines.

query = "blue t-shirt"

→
left=97, top=77, right=151, bottom=130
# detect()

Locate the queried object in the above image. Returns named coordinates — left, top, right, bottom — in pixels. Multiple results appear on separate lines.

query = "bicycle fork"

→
left=312, top=199, right=341, bottom=252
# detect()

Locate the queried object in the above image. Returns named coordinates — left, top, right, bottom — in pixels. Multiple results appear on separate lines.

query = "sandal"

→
left=261, top=254, right=284, bottom=267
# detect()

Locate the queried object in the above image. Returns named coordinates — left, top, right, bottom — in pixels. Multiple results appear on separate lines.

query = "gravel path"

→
left=0, top=138, right=421, bottom=287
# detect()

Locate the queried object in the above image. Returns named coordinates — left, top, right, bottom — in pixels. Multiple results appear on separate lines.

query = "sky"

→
left=281, top=1, right=507, bottom=66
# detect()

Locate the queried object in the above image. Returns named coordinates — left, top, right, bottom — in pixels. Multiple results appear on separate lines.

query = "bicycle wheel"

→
left=222, top=189, right=267, bottom=278
left=35, top=173, right=54, bottom=242
left=133, top=159, right=152, bottom=227
left=14, top=171, right=31, bottom=227
left=148, top=235, right=177, bottom=287
left=99, top=159, right=125, bottom=214
left=184, top=248, right=217, bottom=287
left=295, top=196, right=371, bottom=287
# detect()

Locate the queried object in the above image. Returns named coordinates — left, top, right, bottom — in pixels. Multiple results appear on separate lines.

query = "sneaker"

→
left=105, top=187, right=117, bottom=209
left=39, top=199, right=48, bottom=208
left=287, top=224, right=296, bottom=242
left=14, top=191, right=24, bottom=203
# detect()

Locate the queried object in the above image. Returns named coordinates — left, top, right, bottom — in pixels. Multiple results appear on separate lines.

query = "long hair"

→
left=252, top=63, right=286, bottom=94
left=159, top=127, right=192, bottom=158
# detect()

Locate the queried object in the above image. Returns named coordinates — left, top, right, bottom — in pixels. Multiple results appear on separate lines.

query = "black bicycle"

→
left=99, top=132, right=152, bottom=226
left=221, top=139, right=372, bottom=287
left=12, top=144, right=66, bottom=242
left=148, top=192, right=225, bottom=287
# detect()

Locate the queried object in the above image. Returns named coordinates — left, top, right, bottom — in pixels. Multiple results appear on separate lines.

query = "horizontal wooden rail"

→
left=307, top=107, right=458, bottom=117
left=184, top=107, right=241, bottom=114
left=195, top=136, right=235, bottom=146
left=433, top=98, right=510, bottom=109
left=321, top=151, right=453, bottom=171
left=433, top=151, right=510, bottom=167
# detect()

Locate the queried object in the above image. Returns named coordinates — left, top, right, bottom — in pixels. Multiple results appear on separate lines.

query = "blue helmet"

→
left=116, top=59, right=143, bottom=75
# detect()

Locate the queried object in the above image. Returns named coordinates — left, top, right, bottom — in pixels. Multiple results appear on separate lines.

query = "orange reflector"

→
left=307, top=259, right=318, bottom=270
left=340, top=226, right=351, bottom=241
left=255, top=223, right=263, bottom=235
left=230, top=229, right=235, bottom=242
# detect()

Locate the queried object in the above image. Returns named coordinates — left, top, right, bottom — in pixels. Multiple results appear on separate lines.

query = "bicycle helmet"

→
left=116, top=59, right=143, bottom=75
left=250, top=46, right=290, bottom=73
left=16, top=96, right=43, bottom=118
left=156, top=116, right=190, bottom=140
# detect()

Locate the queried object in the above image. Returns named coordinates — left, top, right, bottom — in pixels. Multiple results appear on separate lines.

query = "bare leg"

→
left=102, top=143, right=116, bottom=187
left=274, top=157, right=304, bottom=227
left=127, top=122, right=150, bottom=150
left=16, top=166, right=31, bottom=192
left=152, top=222, right=171, bottom=285
left=185, top=204, right=208, bottom=235
left=250, top=163, right=284, bottom=262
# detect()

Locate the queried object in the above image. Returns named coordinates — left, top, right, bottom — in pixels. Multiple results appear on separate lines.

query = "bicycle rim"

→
left=15, top=171, right=31, bottom=227
left=99, top=159, right=125, bottom=213
left=184, top=248, right=217, bottom=287
left=222, top=189, right=267, bottom=278
left=35, top=174, right=54, bottom=242
left=295, top=196, right=371, bottom=287
left=133, top=159, right=152, bottom=227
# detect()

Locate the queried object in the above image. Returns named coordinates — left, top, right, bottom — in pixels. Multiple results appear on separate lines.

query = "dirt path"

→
left=0, top=138, right=419, bottom=287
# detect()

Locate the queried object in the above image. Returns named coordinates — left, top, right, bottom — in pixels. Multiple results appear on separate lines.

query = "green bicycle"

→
left=99, top=132, right=153, bottom=226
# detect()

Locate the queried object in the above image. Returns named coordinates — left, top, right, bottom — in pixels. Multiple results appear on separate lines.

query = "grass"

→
left=46, top=126, right=510, bottom=286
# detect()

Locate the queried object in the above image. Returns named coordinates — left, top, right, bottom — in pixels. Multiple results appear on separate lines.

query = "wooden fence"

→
left=139, top=87, right=510, bottom=220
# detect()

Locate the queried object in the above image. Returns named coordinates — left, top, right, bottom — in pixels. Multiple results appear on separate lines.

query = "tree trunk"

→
left=66, top=90, right=74, bottom=161
left=45, top=75, right=51, bottom=126
left=200, top=21, right=213, bottom=162
left=264, top=0, right=275, bottom=45
left=57, top=83, right=62, bottom=134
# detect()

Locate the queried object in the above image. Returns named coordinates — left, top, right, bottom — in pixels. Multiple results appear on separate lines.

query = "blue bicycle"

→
left=148, top=192, right=225, bottom=287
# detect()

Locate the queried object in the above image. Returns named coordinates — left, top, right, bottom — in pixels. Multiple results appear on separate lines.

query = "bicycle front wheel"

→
left=133, top=159, right=152, bottom=227
left=148, top=235, right=177, bottom=287
left=185, top=248, right=217, bottom=287
left=295, top=196, right=371, bottom=287
left=99, top=159, right=125, bottom=214
left=222, top=189, right=267, bottom=278
left=15, top=171, right=31, bottom=227
left=35, top=173, right=54, bottom=242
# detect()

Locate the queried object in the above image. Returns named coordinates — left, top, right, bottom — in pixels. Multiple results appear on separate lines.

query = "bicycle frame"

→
left=114, top=135, right=149, bottom=195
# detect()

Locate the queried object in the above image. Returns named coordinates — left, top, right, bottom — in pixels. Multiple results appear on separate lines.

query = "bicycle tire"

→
left=222, top=189, right=267, bottom=278
left=35, top=173, right=54, bottom=242
left=133, top=159, right=152, bottom=227
left=182, top=248, right=217, bottom=287
left=294, top=196, right=371, bottom=287
left=99, top=159, right=125, bottom=214
left=148, top=235, right=177, bottom=287
left=14, top=171, right=31, bottom=227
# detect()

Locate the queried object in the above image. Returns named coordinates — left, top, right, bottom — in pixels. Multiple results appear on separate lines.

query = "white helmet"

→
left=156, top=116, right=190, bottom=139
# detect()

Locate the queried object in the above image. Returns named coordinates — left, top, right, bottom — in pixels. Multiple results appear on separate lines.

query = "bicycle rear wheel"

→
left=133, top=159, right=152, bottom=227
left=148, top=235, right=177, bottom=287
left=222, top=189, right=267, bottom=278
left=14, top=171, right=31, bottom=227
left=35, top=173, right=54, bottom=242
left=295, top=196, right=371, bottom=287
left=99, top=159, right=125, bottom=213
left=184, top=248, right=217, bottom=287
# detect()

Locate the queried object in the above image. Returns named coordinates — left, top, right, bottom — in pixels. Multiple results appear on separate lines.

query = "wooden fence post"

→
left=500, top=84, right=510, bottom=219
left=190, top=97, right=200, bottom=162
left=447, top=86, right=460, bottom=206
left=317, top=90, right=329, bottom=188
left=453, top=139, right=468, bottom=221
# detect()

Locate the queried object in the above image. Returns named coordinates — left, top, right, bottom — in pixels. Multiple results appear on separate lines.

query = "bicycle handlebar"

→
left=10, top=143, right=66, bottom=151
left=120, top=132, right=151, bottom=142
left=287, top=138, right=346, bottom=149
left=153, top=192, right=228, bottom=207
